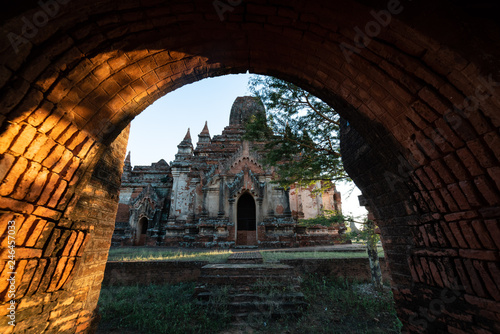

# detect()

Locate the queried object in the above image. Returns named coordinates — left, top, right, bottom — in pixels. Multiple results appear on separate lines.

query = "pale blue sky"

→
left=126, top=74, right=367, bottom=218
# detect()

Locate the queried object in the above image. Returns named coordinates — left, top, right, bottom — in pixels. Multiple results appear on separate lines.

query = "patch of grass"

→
left=97, top=283, right=231, bottom=334
left=98, top=275, right=402, bottom=334
left=107, top=247, right=233, bottom=262
left=252, top=274, right=402, bottom=334
left=261, top=248, right=384, bottom=262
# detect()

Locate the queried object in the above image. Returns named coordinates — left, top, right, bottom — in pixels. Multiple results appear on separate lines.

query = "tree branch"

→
left=304, top=93, right=340, bottom=126
left=276, top=130, right=341, bottom=157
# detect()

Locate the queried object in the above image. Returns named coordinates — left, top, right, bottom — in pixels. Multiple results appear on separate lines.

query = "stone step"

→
left=200, top=263, right=295, bottom=277
left=227, top=251, right=263, bottom=264
left=197, top=292, right=307, bottom=321
left=195, top=261, right=306, bottom=324
left=196, top=291, right=305, bottom=303
left=199, top=274, right=301, bottom=286
left=233, top=245, right=258, bottom=249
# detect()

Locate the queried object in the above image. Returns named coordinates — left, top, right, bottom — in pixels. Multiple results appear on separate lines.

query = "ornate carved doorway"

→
left=236, top=193, right=257, bottom=246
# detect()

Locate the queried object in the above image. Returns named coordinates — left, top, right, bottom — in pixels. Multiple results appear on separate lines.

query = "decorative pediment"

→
left=220, top=143, right=266, bottom=175
left=130, top=185, right=163, bottom=220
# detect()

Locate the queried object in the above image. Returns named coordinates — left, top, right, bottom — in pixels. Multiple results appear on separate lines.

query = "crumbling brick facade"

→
left=0, top=1, right=499, bottom=333
left=113, top=97, right=343, bottom=248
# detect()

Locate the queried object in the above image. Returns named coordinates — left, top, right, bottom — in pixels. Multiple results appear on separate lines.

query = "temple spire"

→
left=197, top=121, right=211, bottom=147
left=125, top=151, right=131, bottom=166
left=123, top=151, right=132, bottom=174
left=201, top=121, right=210, bottom=135
left=174, top=128, right=194, bottom=161
left=183, top=128, right=192, bottom=142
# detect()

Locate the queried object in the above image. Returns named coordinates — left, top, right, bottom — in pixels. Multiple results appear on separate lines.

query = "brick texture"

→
left=1, top=1, right=500, bottom=333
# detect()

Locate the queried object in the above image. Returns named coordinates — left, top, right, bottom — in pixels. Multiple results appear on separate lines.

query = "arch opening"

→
left=236, top=193, right=257, bottom=246
left=0, top=1, right=499, bottom=333
left=136, top=217, right=149, bottom=246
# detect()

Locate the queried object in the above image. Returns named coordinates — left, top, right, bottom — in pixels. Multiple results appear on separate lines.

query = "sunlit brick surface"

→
left=0, top=0, right=499, bottom=333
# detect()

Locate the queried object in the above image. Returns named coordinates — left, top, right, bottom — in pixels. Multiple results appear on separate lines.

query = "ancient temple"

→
left=113, top=97, right=344, bottom=248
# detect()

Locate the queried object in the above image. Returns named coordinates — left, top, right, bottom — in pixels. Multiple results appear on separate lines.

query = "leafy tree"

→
left=246, top=76, right=383, bottom=289
left=244, top=75, right=349, bottom=188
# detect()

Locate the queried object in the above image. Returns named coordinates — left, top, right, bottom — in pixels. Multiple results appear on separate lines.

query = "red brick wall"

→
left=102, top=261, right=209, bottom=286
left=281, top=258, right=391, bottom=283
left=101, top=258, right=389, bottom=286
left=0, top=1, right=499, bottom=333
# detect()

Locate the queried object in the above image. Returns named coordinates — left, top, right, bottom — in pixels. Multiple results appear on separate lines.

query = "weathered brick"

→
left=34, top=222, right=55, bottom=249
left=473, top=260, right=500, bottom=301
left=472, top=220, right=497, bottom=250
left=47, top=257, right=69, bottom=292
left=460, top=249, right=500, bottom=262
left=13, top=215, right=37, bottom=245
left=463, top=258, right=488, bottom=298
left=0, top=153, right=16, bottom=183
left=474, top=175, right=500, bottom=206
left=448, top=222, right=469, bottom=248
left=22, top=219, right=48, bottom=248
left=11, top=161, right=42, bottom=200
left=51, top=149, right=74, bottom=174
left=55, top=257, right=76, bottom=290
left=42, top=144, right=66, bottom=170
left=456, top=147, right=484, bottom=177
left=440, top=221, right=459, bottom=248
left=484, top=220, right=500, bottom=249
left=0, top=156, right=29, bottom=196
left=47, top=179, right=68, bottom=208
left=31, top=137, right=57, bottom=164
left=0, top=123, right=21, bottom=155
left=459, top=221, right=482, bottom=249
left=37, top=173, right=61, bottom=206
left=0, top=197, right=34, bottom=214
left=38, top=110, right=64, bottom=134
left=56, top=124, right=79, bottom=147
left=447, top=183, right=472, bottom=211
left=9, top=124, right=37, bottom=155
left=32, top=206, right=62, bottom=220
left=15, top=259, right=38, bottom=299
left=25, top=168, right=50, bottom=203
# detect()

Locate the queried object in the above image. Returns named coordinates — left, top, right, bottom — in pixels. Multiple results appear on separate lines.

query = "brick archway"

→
left=1, top=1, right=499, bottom=333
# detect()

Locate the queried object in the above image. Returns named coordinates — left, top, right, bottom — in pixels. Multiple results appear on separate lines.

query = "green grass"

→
left=97, top=274, right=402, bottom=334
left=106, top=246, right=384, bottom=263
left=107, top=247, right=233, bottom=262
left=255, top=274, right=402, bottom=333
left=97, top=283, right=231, bottom=334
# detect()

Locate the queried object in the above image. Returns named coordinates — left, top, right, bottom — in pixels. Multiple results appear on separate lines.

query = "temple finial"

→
left=183, top=128, right=191, bottom=142
left=125, top=151, right=131, bottom=165
left=201, top=121, right=210, bottom=135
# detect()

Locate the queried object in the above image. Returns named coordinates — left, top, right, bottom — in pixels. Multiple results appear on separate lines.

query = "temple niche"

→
left=113, top=96, right=345, bottom=248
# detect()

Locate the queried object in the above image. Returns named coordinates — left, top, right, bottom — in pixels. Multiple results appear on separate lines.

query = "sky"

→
left=126, top=73, right=368, bottom=219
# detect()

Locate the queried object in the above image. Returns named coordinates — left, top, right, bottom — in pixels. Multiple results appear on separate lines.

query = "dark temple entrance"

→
left=136, top=217, right=149, bottom=246
left=236, top=193, right=257, bottom=246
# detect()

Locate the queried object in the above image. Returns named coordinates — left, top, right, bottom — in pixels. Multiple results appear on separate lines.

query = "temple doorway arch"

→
left=236, top=193, right=257, bottom=246
left=136, top=217, right=149, bottom=246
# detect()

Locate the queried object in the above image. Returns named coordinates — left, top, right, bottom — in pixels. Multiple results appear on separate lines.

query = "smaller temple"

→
left=113, top=97, right=345, bottom=248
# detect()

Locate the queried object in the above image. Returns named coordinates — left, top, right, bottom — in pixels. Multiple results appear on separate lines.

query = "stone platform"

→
left=195, top=252, right=306, bottom=322
left=227, top=251, right=264, bottom=264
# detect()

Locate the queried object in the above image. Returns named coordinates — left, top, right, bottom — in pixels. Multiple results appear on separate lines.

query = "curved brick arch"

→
left=0, top=0, right=499, bottom=333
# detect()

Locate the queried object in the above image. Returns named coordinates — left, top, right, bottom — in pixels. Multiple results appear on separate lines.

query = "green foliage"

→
left=245, top=75, right=350, bottom=188
left=98, top=283, right=231, bottom=334
left=298, top=210, right=345, bottom=228
left=342, top=220, right=381, bottom=245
